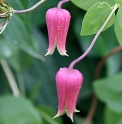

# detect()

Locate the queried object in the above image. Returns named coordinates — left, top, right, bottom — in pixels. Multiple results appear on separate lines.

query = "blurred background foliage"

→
left=0, top=0, right=122, bottom=124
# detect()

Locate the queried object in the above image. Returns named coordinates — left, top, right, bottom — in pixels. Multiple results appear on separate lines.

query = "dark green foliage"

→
left=0, top=0, right=122, bottom=124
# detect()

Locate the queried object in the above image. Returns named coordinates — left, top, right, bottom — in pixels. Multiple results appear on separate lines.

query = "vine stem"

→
left=0, top=59, right=20, bottom=97
left=94, top=46, right=122, bottom=79
left=83, top=46, right=122, bottom=124
left=69, top=4, right=118, bottom=69
left=13, top=0, right=46, bottom=14
left=57, top=0, right=70, bottom=9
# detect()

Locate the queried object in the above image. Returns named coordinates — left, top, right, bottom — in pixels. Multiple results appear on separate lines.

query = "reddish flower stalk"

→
left=69, top=4, right=118, bottom=69
left=57, top=0, right=70, bottom=9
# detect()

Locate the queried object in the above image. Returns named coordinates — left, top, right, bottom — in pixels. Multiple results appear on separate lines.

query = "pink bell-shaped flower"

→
left=45, top=7, right=71, bottom=56
left=53, top=67, right=83, bottom=122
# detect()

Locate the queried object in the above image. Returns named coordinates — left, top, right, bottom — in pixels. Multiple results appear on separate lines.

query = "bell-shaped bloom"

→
left=53, top=67, right=83, bottom=122
left=45, top=8, right=71, bottom=56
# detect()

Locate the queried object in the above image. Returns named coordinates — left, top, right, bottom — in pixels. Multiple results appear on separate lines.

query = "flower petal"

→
left=45, top=8, right=57, bottom=56
left=56, top=9, right=71, bottom=56
left=54, top=68, right=69, bottom=117
left=66, top=69, right=83, bottom=122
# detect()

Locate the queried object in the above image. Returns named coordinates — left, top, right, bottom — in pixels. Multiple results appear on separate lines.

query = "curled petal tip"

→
left=53, top=114, right=58, bottom=119
left=45, top=49, right=55, bottom=56
left=71, top=117, right=73, bottom=123
left=53, top=114, right=60, bottom=119
left=74, top=109, right=80, bottom=113
left=59, top=52, right=69, bottom=56
left=53, top=112, right=63, bottom=119
left=67, top=113, right=73, bottom=122
left=57, top=46, right=69, bottom=56
left=45, top=52, right=52, bottom=56
left=58, top=50, right=69, bottom=56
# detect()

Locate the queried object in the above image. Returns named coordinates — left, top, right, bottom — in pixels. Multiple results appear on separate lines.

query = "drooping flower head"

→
left=54, top=67, right=83, bottom=122
left=45, top=7, right=71, bottom=56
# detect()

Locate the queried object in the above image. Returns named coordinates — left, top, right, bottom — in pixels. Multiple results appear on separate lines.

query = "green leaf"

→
left=3, top=15, right=44, bottom=60
left=0, top=35, right=19, bottom=59
left=8, top=50, right=33, bottom=72
left=106, top=51, right=122, bottom=76
left=29, top=0, right=58, bottom=26
left=93, top=72, right=122, bottom=113
left=7, top=0, right=28, bottom=9
left=38, top=106, right=63, bottom=124
left=74, top=115, right=93, bottom=124
left=114, top=8, right=122, bottom=46
left=74, top=15, right=119, bottom=57
left=24, top=58, right=58, bottom=109
left=115, top=0, right=122, bottom=7
left=81, top=2, right=115, bottom=36
left=23, top=27, right=58, bottom=109
left=104, top=107, right=122, bottom=124
left=19, top=0, right=28, bottom=8
left=0, top=95, right=42, bottom=124
left=0, top=67, right=9, bottom=93
left=2, top=0, right=44, bottom=60
left=71, top=0, right=115, bottom=10
left=116, top=8, right=122, bottom=29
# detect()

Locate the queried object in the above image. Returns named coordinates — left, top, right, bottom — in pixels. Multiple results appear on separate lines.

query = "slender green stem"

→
left=69, top=4, right=118, bottom=69
left=13, top=0, right=46, bottom=14
left=0, top=59, right=20, bottom=97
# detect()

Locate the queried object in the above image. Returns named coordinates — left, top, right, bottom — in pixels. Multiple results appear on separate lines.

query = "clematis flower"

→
left=45, top=8, right=71, bottom=56
left=53, top=67, right=83, bottom=122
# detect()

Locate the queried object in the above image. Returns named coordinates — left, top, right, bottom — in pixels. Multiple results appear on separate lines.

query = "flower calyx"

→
left=0, top=0, right=14, bottom=34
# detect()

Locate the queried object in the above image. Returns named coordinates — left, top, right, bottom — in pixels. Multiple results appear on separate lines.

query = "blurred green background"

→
left=0, top=0, right=122, bottom=124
